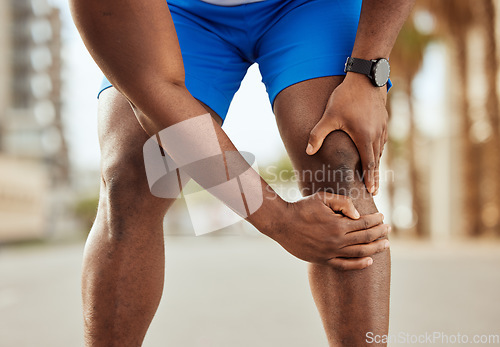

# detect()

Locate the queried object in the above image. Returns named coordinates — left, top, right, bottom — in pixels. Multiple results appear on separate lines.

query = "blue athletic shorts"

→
left=98, top=0, right=390, bottom=122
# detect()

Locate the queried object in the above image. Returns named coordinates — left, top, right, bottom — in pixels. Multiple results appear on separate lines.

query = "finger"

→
left=373, top=140, right=381, bottom=195
left=317, top=192, right=360, bottom=219
left=306, top=117, right=335, bottom=155
left=375, top=129, right=387, bottom=195
left=326, top=257, right=373, bottom=271
left=357, top=139, right=376, bottom=194
left=380, top=129, right=387, bottom=158
left=338, top=238, right=390, bottom=258
left=344, top=224, right=391, bottom=245
left=344, top=212, right=384, bottom=233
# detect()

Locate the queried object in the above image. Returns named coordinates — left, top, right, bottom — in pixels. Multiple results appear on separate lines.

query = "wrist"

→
left=343, top=72, right=387, bottom=102
left=246, top=192, right=288, bottom=239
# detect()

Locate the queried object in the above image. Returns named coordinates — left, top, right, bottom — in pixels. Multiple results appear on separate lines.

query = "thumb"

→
left=318, top=192, right=360, bottom=219
left=306, top=117, right=335, bottom=155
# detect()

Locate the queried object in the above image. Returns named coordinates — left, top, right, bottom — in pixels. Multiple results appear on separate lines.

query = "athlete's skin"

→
left=69, top=0, right=414, bottom=346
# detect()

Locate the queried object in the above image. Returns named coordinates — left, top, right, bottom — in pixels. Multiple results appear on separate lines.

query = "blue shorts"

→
left=99, top=0, right=389, bottom=122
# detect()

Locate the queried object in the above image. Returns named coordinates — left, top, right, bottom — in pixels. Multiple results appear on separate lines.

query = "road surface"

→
left=1, top=235, right=499, bottom=346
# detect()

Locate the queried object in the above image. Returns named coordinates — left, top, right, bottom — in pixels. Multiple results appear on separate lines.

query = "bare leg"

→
left=82, top=88, right=172, bottom=346
left=82, top=87, right=219, bottom=346
left=274, top=76, right=390, bottom=346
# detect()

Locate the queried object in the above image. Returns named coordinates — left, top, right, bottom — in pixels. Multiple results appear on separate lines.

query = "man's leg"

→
left=274, top=76, right=390, bottom=346
left=82, top=87, right=173, bottom=346
left=83, top=87, right=220, bottom=346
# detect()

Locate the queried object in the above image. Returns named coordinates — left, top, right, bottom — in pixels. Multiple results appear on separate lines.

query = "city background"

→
left=0, top=0, right=499, bottom=346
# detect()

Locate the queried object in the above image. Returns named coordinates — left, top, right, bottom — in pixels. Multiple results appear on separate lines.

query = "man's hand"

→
left=305, top=73, right=388, bottom=195
left=267, top=191, right=390, bottom=271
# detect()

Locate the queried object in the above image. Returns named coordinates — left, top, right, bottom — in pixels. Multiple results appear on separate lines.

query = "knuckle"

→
left=313, top=191, right=324, bottom=200
left=322, top=240, right=333, bottom=253
left=330, top=236, right=341, bottom=250
left=340, top=222, right=350, bottom=234
left=322, top=191, right=333, bottom=200
left=354, top=248, right=365, bottom=257
left=363, top=218, right=370, bottom=230
left=334, top=220, right=347, bottom=234
left=352, top=234, right=361, bottom=245
left=382, top=225, right=389, bottom=237
left=364, top=230, right=374, bottom=243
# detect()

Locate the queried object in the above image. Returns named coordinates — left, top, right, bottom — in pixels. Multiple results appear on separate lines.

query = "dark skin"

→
left=298, top=2, right=415, bottom=342
left=275, top=77, right=391, bottom=346
left=306, top=1, right=415, bottom=195
left=69, top=0, right=414, bottom=345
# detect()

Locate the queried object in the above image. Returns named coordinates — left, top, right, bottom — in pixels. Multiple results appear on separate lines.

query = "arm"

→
left=69, top=0, right=390, bottom=270
left=306, top=0, right=416, bottom=194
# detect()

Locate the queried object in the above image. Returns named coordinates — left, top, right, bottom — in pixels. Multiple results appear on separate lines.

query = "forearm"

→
left=135, top=82, right=287, bottom=237
left=351, top=0, right=415, bottom=59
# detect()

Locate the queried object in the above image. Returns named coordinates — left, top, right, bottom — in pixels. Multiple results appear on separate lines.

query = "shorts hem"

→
left=266, top=55, right=348, bottom=106
left=97, top=84, right=113, bottom=99
left=96, top=74, right=232, bottom=124
left=267, top=55, right=393, bottom=106
left=185, top=73, right=232, bottom=123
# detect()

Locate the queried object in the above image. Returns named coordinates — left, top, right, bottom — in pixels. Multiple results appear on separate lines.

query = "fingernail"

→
left=368, top=185, right=375, bottom=194
left=388, top=226, right=392, bottom=233
left=367, top=258, right=373, bottom=265
left=306, top=143, right=313, bottom=155
left=354, top=210, right=360, bottom=219
left=384, top=240, right=390, bottom=249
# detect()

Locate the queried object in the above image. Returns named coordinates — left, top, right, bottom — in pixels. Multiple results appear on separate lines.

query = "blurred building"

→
left=0, top=0, right=69, bottom=242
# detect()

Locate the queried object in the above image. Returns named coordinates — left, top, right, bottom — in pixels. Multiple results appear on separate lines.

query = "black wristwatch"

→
left=344, top=57, right=390, bottom=87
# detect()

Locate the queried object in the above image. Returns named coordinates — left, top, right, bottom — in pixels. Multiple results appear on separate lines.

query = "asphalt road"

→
left=1, top=236, right=499, bottom=347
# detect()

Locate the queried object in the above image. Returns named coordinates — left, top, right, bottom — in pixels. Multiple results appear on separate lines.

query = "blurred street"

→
left=1, top=235, right=499, bottom=347
left=2, top=1, right=500, bottom=346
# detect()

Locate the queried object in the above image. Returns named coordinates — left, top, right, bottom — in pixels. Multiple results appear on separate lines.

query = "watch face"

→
left=373, top=59, right=390, bottom=87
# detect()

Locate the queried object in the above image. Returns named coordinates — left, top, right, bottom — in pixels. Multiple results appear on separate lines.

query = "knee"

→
left=99, top=150, right=168, bottom=226
left=316, top=130, right=362, bottom=186
left=317, top=130, right=360, bottom=169
left=94, top=154, right=169, bottom=241
left=101, top=150, right=147, bottom=204
left=296, top=130, right=365, bottom=197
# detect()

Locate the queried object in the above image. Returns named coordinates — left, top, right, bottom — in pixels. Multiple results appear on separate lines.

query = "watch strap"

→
left=344, top=57, right=373, bottom=76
